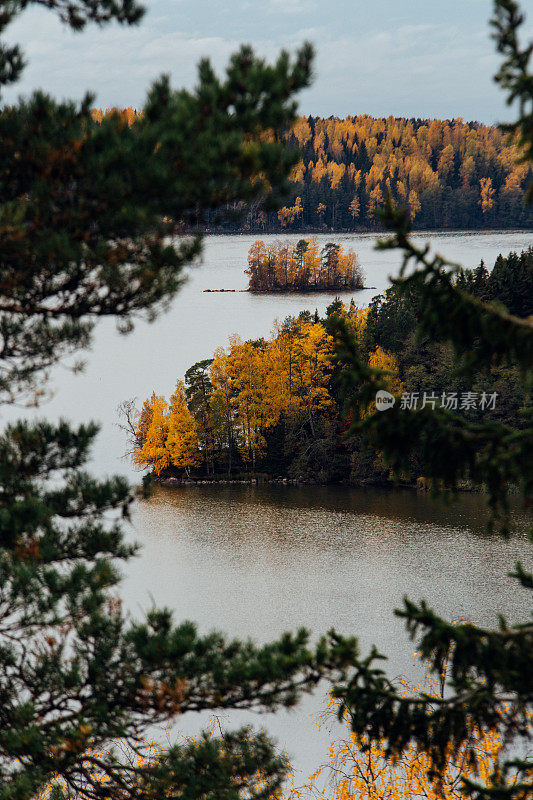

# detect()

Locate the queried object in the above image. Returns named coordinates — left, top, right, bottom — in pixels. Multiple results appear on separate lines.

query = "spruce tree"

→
left=0, top=3, right=358, bottom=797
left=328, top=3, right=533, bottom=798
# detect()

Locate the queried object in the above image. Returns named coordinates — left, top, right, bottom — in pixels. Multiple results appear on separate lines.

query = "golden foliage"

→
left=283, top=114, right=528, bottom=225
left=369, top=346, right=404, bottom=396
left=90, top=110, right=530, bottom=228
left=91, top=106, right=141, bottom=125
left=292, top=117, right=312, bottom=148
left=348, top=196, right=360, bottom=219
left=278, top=196, right=303, bottom=227
left=166, top=381, right=200, bottom=472
left=246, top=239, right=364, bottom=291
left=133, top=386, right=200, bottom=475
left=133, top=309, right=360, bottom=475
left=131, top=303, right=408, bottom=479
left=133, top=393, right=171, bottom=475
left=480, top=177, right=496, bottom=214
left=287, top=664, right=515, bottom=800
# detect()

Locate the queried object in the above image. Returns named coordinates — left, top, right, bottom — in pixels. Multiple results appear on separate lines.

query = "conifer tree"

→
left=0, top=3, right=358, bottom=798
left=328, top=3, right=533, bottom=798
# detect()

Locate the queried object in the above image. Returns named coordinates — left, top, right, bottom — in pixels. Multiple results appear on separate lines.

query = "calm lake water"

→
left=28, top=229, right=533, bottom=479
left=8, top=230, right=533, bottom=782
left=121, top=484, right=532, bottom=781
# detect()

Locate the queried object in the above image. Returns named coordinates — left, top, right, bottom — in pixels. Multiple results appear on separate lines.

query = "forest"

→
left=130, top=246, right=533, bottom=485
left=93, top=108, right=533, bottom=232
left=246, top=238, right=365, bottom=291
left=4, top=0, right=531, bottom=796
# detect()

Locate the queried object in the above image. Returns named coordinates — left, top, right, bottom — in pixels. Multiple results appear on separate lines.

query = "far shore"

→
left=188, top=226, right=533, bottom=238
left=203, top=286, right=376, bottom=293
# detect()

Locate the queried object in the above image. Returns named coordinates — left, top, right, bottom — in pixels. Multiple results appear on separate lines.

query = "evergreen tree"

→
left=0, top=3, right=358, bottom=798
left=486, top=248, right=533, bottom=317
left=328, top=3, right=533, bottom=798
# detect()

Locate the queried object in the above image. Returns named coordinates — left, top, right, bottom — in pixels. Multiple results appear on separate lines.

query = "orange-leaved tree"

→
left=166, top=380, right=200, bottom=475
left=133, top=393, right=171, bottom=475
left=289, top=653, right=513, bottom=800
left=246, top=239, right=364, bottom=291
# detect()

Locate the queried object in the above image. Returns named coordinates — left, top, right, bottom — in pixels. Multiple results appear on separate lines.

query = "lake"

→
left=30, top=229, right=533, bottom=479
left=8, top=230, right=533, bottom=783
left=121, top=484, right=531, bottom=782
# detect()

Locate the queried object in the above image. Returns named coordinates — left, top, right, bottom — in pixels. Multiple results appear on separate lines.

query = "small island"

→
left=246, top=238, right=365, bottom=292
left=126, top=246, right=532, bottom=488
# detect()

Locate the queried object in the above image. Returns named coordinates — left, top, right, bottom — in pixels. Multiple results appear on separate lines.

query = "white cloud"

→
left=310, top=22, right=505, bottom=122
left=0, top=1, right=517, bottom=122
left=2, top=7, right=240, bottom=107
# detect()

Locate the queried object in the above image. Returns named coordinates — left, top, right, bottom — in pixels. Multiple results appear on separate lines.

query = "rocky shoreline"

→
left=158, top=476, right=300, bottom=487
left=156, top=475, right=483, bottom=492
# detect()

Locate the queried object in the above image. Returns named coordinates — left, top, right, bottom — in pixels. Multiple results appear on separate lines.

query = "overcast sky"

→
left=2, top=0, right=530, bottom=123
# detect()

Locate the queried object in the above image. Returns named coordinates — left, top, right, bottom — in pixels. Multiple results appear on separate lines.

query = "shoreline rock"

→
left=155, top=475, right=482, bottom=492
left=158, top=476, right=298, bottom=487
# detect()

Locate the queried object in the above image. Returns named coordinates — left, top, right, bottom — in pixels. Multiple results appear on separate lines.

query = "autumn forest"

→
left=4, top=0, right=533, bottom=796
left=129, top=247, right=532, bottom=486
left=93, top=108, right=533, bottom=232
left=274, top=115, right=533, bottom=231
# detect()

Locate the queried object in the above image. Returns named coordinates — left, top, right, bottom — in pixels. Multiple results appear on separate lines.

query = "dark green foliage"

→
left=365, top=284, right=420, bottom=355
left=0, top=38, right=313, bottom=404
left=112, top=728, right=290, bottom=800
left=0, top=2, right=364, bottom=798
left=185, top=359, right=216, bottom=475
left=463, top=248, right=533, bottom=318
left=284, top=415, right=348, bottom=484
left=492, top=0, right=533, bottom=200
left=328, top=3, right=533, bottom=798
left=0, top=418, right=358, bottom=800
left=371, top=223, right=533, bottom=381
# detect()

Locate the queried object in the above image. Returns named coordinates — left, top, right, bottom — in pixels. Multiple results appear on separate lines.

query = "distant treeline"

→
left=92, top=110, right=533, bottom=232
left=246, top=239, right=365, bottom=292
left=128, top=247, right=532, bottom=485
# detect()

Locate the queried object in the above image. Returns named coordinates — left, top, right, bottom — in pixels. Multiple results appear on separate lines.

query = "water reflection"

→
left=121, top=485, right=531, bottom=777
left=150, top=483, right=529, bottom=533
left=127, top=485, right=531, bottom=630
